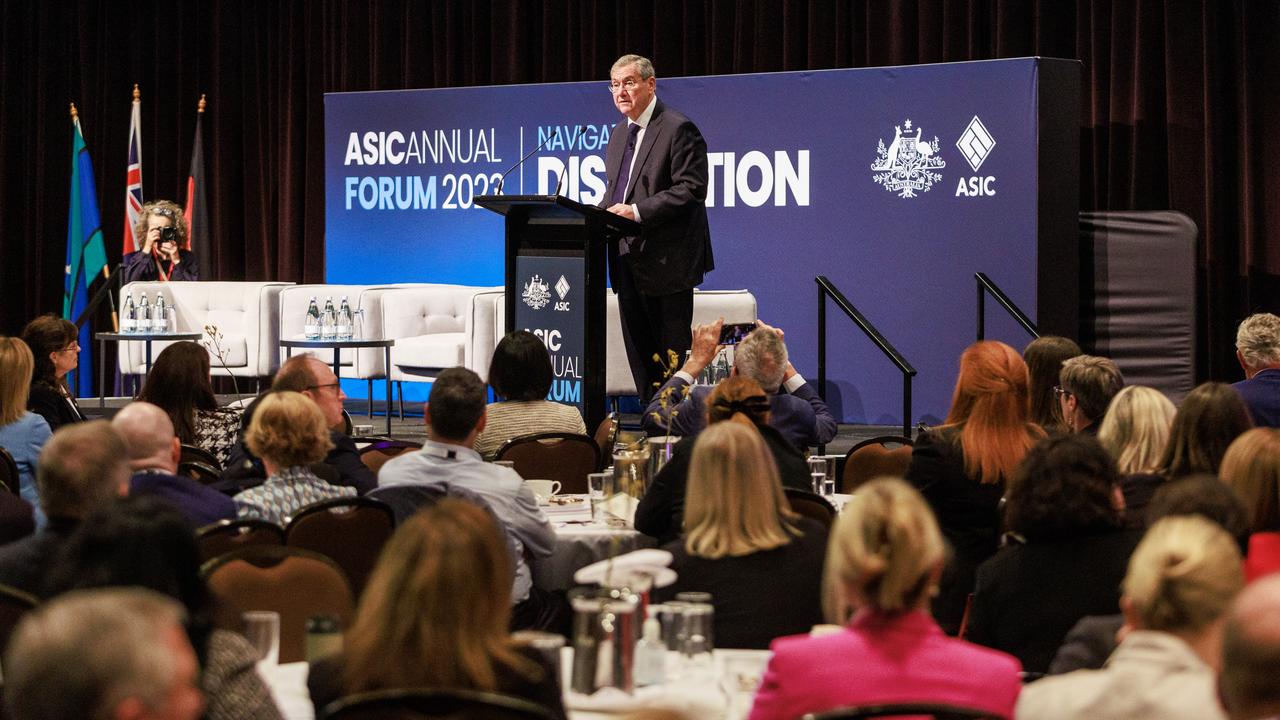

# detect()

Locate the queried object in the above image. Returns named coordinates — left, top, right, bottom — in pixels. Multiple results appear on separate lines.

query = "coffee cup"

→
left=524, top=479, right=561, bottom=501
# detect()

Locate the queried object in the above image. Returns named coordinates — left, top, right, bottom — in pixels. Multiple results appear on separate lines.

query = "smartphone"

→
left=718, top=322, right=757, bottom=345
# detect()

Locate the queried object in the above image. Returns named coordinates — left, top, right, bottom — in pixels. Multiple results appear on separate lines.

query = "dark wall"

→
left=2, top=1, right=1276, bottom=383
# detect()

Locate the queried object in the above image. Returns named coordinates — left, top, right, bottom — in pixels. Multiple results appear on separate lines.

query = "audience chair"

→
left=180, top=444, right=223, bottom=471
left=202, top=545, right=354, bottom=664
left=0, top=583, right=37, bottom=658
left=359, top=439, right=424, bottom=476
left=804, top=704, right=1001, bottom=720
left=285, top=497, right=396, bottom=596
left=323, top=687, right=561, bottom=720
left=592, top=412, right=620, bottom=470
left=494, top=432, right=600, bottom=495
left=0, top=448, right=19, bottom=495
left=196, top=518, right=286, bottom=563
left=784, top=488, right=837, bottom=529
left=841, top=435, right=914, bottom=493
left=342, top=408, right=354, bottom=437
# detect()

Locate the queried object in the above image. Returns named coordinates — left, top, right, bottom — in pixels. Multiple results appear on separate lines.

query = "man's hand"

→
left=606, top=203, right=637, bottom=220
left=755, top=319, right=798, bottom=382
left=680, top=319, right=724, bottom=377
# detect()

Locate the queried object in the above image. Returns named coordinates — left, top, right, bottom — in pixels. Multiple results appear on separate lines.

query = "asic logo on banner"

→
left=871, top=119, right=946, bottom=198
left=522, top=274, right=550, bottom=310
left=955, top=116, right=996, bottom=197
left=554, top=275, right=571, bottom=312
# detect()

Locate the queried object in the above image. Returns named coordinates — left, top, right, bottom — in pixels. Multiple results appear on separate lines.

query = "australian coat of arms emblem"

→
left=871, top=119, right=946, bottom=198
left=522, top=274, right=551, bottom=310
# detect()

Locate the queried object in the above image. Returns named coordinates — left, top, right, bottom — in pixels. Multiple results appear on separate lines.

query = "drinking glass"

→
left=807, top=456, right=827, bottom=494
left=242, top=611, right=280, bottom=666
left=587, top=472, right=609, bottom=525
left=680, top=603, right=715, bottom=671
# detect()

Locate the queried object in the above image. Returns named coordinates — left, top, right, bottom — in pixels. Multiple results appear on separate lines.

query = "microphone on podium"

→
left=494, top=126, right=563, bottom=195
left=553, top=125, right=587, bottom=197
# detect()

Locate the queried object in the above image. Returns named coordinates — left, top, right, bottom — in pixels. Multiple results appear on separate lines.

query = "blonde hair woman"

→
left=232, top=391, right=351, bottom=525
left=655, top=421, right=828, bottom=649
left=1220, top=428, right=1280, bottom=581
left=0, top=337, right=47, bottom=529
left=306, top=499, right=566, bottom=718
left=1099, top=386, right=1177, bottom=475
left=1017, top=516, right=1244, bottom=719
left=122, top=199, right=200, bottom=282
left=747, top=478, right=1021, bottom=720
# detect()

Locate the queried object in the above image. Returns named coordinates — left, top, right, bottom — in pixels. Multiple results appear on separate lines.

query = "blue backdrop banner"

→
left=326, top=58, right=1074, bottom=424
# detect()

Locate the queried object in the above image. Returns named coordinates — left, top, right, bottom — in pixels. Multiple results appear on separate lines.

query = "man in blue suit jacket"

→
left=602, top=54, right=714, bottom=401
left=1233, top=313, right=1280, bottom=428
left=643, top=319, right=838, bottom=450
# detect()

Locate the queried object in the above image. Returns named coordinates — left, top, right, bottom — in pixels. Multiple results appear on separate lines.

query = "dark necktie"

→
left=611, top=123, right=642, bottom=205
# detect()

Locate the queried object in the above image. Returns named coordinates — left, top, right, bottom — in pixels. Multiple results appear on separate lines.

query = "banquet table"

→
left=533, top=495, right=657, bottom=591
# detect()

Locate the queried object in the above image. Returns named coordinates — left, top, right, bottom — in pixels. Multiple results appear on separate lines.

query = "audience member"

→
left=220, top=354, right=375, bottom=494
left=21, top=314, right=87, bottom=431
left=1057, top=354, right=1125, bottom=435
left=307, top=499, right=566, bottom=719
left=967, top=434, right=1141, bottom=674
left=1219, top=575, right=1280, bottom=720
left=121, top=200, right=200, bottom=282
left=0, top=336, right=45, bottom=534
left=378, top=367, right=559, bottom=631
left=635, top=376, right=810, bottom=545
left=0, top=421, right=129, bottom=596
left=137, top=341, right=242, bottom=467
left=1049, top=474, right=1250, bottom=675
left=1161, top=381, right=1253, bottom=478
left=1219, top=428, right=1280, bottom=581
left=643, top=319, right=837, bottom=449
left=904, top=340, right=1044, bottom=633
left=1098, top=385, right=1177, bottom=521
left=1232, top=312, right=1280, bottom=428
left=111, top=401, right=236, bottom=527
left=1018, top=516, right=1242, bottom=720
left=747, top=478, right=1021, bottom=720
left=473, top=330, right=587, bottom=460
left=654, top=421, right=827, bottom=649
left=44, top=496, right=283, bottom=720
left=233, top=392, right=354, bottom=526
left=4, top=587, right=205, bottom=720
left=1024, top=335, right=1083, bottom=432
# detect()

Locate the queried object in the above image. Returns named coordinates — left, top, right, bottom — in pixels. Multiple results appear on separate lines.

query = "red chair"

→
left=495, top=433, right=600, bottom=495
left=841, top=435, right=914, bottom=493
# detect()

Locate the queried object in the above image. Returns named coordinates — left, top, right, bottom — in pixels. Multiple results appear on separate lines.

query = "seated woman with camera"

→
left=122, top=200, right=201, bottom=283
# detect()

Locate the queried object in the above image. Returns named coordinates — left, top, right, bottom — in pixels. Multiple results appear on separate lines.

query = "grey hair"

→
left=611, top=54, right=655, bottom=79
left=5, top=588, right=188, bottom=720
left=735, top=327, right=788, bottom=393
left=1236, top=313, right=1280, bottom=369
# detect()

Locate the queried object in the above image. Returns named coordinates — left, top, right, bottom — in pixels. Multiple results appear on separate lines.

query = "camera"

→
left=159, top=227, right=178, bottom=244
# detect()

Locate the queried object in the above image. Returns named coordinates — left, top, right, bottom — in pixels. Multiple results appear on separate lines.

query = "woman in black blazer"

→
left=21, top=315, right=87, bottom=432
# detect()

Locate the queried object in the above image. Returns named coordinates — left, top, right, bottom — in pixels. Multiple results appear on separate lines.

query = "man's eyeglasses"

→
left=306, top=382, right=341, bottom=393
left=1052, top=386, right=1073, bottom=399
left=607, top=79, right=641, bottom=94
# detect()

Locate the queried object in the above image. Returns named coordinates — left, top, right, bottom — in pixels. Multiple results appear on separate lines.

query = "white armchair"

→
left=118, top=281, right=292, bottom=381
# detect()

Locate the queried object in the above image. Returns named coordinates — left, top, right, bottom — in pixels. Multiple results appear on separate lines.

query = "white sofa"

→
left=376, top=285, right=505, bottom=385
left=118, top=281, right=292, bottom=379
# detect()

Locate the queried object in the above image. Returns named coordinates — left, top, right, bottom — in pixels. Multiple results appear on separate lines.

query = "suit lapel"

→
left=625, top=100, right=665, bottom=203
left=605, top=118, right=628, bottom=200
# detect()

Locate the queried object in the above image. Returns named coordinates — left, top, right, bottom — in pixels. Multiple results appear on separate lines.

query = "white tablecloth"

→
left=533, top=496, right=657, bottom=591
left=258, top=661, right=313, bottom=720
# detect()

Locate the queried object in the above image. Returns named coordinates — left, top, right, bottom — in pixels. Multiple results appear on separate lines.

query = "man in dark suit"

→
left=1233, top=312, right=1280, bottom=428
left=602, top=54, right=713, bottom=401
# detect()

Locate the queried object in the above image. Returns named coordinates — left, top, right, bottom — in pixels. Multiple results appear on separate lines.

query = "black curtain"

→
left=2, top=1, right=1276, bottom=387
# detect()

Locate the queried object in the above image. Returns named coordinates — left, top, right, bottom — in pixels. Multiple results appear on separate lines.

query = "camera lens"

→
left=160, top=227, right=177, bottom=243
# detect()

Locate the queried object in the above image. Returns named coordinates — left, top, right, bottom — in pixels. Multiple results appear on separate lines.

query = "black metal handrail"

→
left=816, top=276, right=917, bottom=437
left=976, top=272, right=1039, bottom=341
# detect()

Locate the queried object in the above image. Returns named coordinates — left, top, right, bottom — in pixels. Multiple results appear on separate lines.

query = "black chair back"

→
left=196, top=518, right=286, bottom=563
left=323, top=687, right=560, bottom=720
left=285, top=497, right=396, bottom=596
left=494, top=432, right=600, bottom=495
left=783, top=488, right=837, bottom=529
left=0, top=448, right=19, bottom=495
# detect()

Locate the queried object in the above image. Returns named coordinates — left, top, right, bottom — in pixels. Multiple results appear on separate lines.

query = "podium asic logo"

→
left=956, top=116, right=995, bottom=172
left=522, top=274, right=551, bottom=310
left=555, top=275, right=570, bottom=300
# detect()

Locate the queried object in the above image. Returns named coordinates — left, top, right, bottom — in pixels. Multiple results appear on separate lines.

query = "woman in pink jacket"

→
left=747, top=478, right=1022, bottom=720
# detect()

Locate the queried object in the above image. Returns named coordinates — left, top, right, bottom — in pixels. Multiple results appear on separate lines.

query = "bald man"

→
left=112, top=402, right=235, bottom=527
left=1220, top=575, right=1280, bottom=720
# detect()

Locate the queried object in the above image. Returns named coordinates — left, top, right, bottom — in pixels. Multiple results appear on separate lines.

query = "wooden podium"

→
left=474, top=194, right=640, bottom=431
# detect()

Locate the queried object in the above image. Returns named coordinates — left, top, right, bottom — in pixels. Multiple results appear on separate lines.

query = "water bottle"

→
left=303, top=297, right=321, bottom=339
left=121, top=294, right=137, bottom=333
left=336, top=297, right=353, bottom=340
left=138, top=293, right=151, bottom=334
left=320, top=297, right=337, bottom=340
left=152, top=292, right=168, bottom=333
